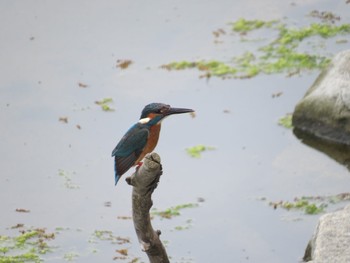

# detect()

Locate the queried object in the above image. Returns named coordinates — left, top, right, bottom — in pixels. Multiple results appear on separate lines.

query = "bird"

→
left=111, top=103, right=194, bottom=186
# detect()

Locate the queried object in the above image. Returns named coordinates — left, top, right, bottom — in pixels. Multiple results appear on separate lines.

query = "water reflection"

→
left=294, top=128, right=350, bottom=170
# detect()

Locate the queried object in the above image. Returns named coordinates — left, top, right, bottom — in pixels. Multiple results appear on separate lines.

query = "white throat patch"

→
left=138, top=117, right=151, bottom=124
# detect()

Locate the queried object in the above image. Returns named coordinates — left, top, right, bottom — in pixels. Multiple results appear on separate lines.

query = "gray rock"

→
left=293, top=50, right=350, bottom=145
left=304, top=204, right=350, bottom=262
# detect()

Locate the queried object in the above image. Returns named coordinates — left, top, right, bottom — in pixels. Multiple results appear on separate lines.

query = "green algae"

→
left=90, top=230, right=130, bottom=245
left=276, top=23, right=350, bottom=45
left=267, top=193, right=350, bottom=215
left=0, top=227, right=55, bottom=263
left=152, top=203, right=199, bottom=219
left=0, top=252, right=41, bottom=263
left=174, top=219, right=193, bottom=231
left=95, top=98, right=115, bottom=112
left=58, top=169, right=80, bottom=189
left=230, top=18, right=278, bottom=33
left=0, top=226, right=135, bottom=262
left=278, top=114, right=293, bottom=129
left=15, top=231, right=40, bottom=248
left=271, top=198, right=326, bottom=215
left=63, top=252, right=79, bottom=262
left=162, top=15, right=350, bottom=79
left=186, top=145, right=215, bottom=158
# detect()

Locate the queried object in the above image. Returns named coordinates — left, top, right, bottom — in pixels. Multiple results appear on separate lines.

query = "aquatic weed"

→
left=230, top=18, right=278, bottom=33
left=95, top=98, right=115, bottom=112
left=152, top=203, right=199, bottom=219
left=278, top=114, right=293, bottom=129
left=186, top=145, right=215, bottom=158
left=161, top=16, right=350, bottom=79
left=0, top=227, right=55, bottom=263
left=266, top=193, right=350, bottom=215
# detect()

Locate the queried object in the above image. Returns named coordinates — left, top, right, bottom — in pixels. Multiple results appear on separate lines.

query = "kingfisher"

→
left=112, top=103, right=194, bottom=186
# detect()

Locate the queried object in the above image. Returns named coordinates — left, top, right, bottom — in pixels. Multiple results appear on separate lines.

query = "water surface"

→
left=1, top=0, right=350, bottom=262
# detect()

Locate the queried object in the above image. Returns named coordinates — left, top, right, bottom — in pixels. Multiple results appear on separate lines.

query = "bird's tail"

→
left=115, top=175, right=121, bottom=186
left=114, top=154, right=137, bottom=186
left=114, top=158, right=121, bottom=186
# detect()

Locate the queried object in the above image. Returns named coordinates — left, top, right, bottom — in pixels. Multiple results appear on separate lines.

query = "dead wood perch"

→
left=126, top=152, right=170, bottom=263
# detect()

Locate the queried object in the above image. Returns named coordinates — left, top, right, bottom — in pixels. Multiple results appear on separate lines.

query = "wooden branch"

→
left=126, top=152, right=169, bottom=263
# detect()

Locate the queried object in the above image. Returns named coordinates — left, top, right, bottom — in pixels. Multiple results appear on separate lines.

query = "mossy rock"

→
left=293, top=49, right=350, bottom=145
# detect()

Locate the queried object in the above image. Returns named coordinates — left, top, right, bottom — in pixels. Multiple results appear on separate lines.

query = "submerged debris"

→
left=116, top=249, right=128, bottom=256
left=335, top=39, right=348, bottom=44
left=272, top=91, right=283, bottom=98
left=212, top=28, right=226, bottom=38
left=15, top=209, right=30, bottom=213
left=78, top=82, right=88, bottom=88
left=104, top=201, right=112, bottom=207
left=11, top=224, right=24, bottom=229
left=59, top=117, right=68, bottom=124
left=117, top=216, right=132, bottom=220
left=309, top=10, right=340, bottom=23
left=116, top=59, right=133, bottom=69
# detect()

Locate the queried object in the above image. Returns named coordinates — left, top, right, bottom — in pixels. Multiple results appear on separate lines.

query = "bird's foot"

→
left=135, top=161, right=143, bottom=171
left=135, top=162, right=143, bottom=172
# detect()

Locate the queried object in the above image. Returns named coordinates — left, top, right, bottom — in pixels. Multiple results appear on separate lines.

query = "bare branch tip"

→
left=145, top=152, right=161, bottom=164
left=143, top=153, right=162, bottom=171
left=125, top=176, right=133, bottom=186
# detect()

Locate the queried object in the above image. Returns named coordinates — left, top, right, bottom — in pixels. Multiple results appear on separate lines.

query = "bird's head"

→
left=139, top=103, right=194, bottom=125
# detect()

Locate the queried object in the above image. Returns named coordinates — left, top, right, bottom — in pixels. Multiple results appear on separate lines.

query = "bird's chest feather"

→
left=145, top=124, right=161, bottom=153
left=135, top=124, right=161, bottom=163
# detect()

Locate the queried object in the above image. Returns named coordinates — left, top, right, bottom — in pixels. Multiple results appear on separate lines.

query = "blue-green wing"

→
left=112, top=123, right=149, bottom=184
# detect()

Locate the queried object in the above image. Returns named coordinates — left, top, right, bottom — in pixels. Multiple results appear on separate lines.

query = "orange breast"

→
left=135, top=124, right=161, bottom=164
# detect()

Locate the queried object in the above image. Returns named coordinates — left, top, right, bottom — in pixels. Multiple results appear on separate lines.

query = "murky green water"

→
left=1, top=0, right=350, bottom=262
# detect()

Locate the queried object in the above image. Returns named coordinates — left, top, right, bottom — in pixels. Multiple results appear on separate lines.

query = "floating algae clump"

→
left=162, top=16, right=350, bottom=79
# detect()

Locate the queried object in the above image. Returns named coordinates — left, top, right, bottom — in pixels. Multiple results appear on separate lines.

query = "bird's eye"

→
left=160, top=105, right=170, bottom=114
left=159, top=107, right=167, bottom=114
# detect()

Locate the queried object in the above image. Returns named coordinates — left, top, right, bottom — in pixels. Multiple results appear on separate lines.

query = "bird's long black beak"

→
left=165, top=107, right=194, bottom=116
